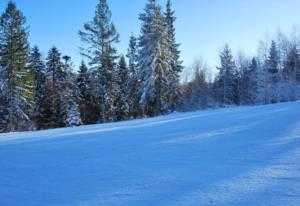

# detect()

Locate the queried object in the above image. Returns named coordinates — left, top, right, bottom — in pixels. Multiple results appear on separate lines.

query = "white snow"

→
left=0, top=102, right=300, bottom=206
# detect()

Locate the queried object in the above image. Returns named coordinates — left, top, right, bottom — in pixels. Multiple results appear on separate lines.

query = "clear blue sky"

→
left=1, top=0, right=300, bottom=71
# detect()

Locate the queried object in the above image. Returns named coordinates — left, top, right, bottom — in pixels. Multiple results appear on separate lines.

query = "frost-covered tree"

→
left=127, top=34, right=138, bottom=73
left=66, top=104, right=83, bottom=127
left=265, top=40, right=280, bottom=104
left=113, top=55, right=130, bottom=120
left=79, top=0, right=119, bottom=122
left=0, top=1, right=33, bottom=132
left=0, top=66, right=8, bottom=132
left=60, top=56, right=82, bottom=127
left=28, top=46, right=46, bottom=129
left=138, top=0, right=172, bottom=116
left=235, top=53, right=248, bottom=105
left=45, top=47, right=65, bottom=128
left=46, top=47, right=65, bottom=85
left=282, top=46, right=300, bottom=101
left=242, top=58, right=259, bottom=105
left=182, top=61, right=209, bottom=109
left=216, top=45, right=238, bottom=105
left=164, top=0, right=183, bottom=111
left=126, top=34, right=140, bottom=118
left=77, top=61, right=95, bottom=124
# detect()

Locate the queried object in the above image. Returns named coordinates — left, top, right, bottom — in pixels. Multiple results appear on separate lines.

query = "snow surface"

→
left=0, top=102, right=300, bottom=206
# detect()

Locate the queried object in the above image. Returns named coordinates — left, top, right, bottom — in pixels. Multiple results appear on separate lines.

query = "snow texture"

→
left=0, top=102, right=300, bottom=206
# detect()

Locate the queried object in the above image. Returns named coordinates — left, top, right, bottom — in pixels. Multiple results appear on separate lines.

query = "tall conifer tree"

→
left=164, top=0, right=183, bottom=111
left=266, top=40, right=280, bottom=103
left=45, top=47, right=64, bottom=128
left=126, top=34, right=140, bottom=118
left=79, top=0, right=119, bottom=122
left=28, top=46, right=46, bottom=129
left=138, top=0, right=172, bottom=116
left=0, top=1, right=33, bottom=131
left=217, top=45, right=237, bottom=105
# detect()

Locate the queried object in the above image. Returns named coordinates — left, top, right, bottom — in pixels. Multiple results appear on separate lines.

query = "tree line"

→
left=1, top=0, right=300, bottom=133
left=181, top=36, right=300, bottom=110
left=0, top=0, right=182, bottom=132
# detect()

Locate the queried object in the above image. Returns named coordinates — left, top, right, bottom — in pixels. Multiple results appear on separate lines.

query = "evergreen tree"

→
left=138, top=0, right=172, bottom=116
left=126, top=34, right=140, bottom=118
left=45, top=47, right=64, bottom=128
left=28, top=46, right=46, bottom=129
left=113, top=55, right=129, bottom=120
left=46, top=47, right=65, bottom=85
left=265, top=40, right=280, bottom=103
left=282, top=46, right=300, bottom=101
left=0, top=1, right=33, bottom=132
left=66, top=104, right=83, bottom=127
left=61, top=56, right=82, bottom=127
left=216, top=45, right=237, bottom=105
left=79, top=0, right=119, bottom=123
left=164, top=0, right=183, bottom=111
left=243, top=58, right=259, bottom=105
left=0, top=66, right=8, bottom=132
left=127, top=34, right=138, bottom=73
left=77, top=61, right=95, bottom=124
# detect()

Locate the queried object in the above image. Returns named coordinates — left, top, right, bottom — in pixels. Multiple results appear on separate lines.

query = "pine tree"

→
left=61, top=56, right=82, bottom=127
left=216, top=45, right=237, bottom=105
left=66, top=104, right=83, bottom=127
left=28, top=46, right=46, bottom=129
left=79, top=0, right=119, bottom=123
left=0, top=1, right=33, bottom=132
left=127, top=34, right=138, bottom=73
left=138, top=0, right=172, bottom=116
left=164, top=0, right=183, bottom=111
left=77, top=61, right=95, bottom=124
left=113, top=55, right=129, bottom=120
left=46, top=47, right=65, bottom=85
left=126, top=34, right=140, bottom=118
left=242, top=58, right=259, bottom=105
left=45, top=47, right=64, bottom=128
left=265, top=40, right=280, bottom=104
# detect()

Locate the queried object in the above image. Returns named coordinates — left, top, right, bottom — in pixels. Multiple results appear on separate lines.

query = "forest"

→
left=0, top=0, right=300, bottom=133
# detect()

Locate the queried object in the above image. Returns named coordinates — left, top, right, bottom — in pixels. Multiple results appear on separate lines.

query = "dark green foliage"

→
left=79, top=0, right=120, bottom=122
left=0, top=1, right=33, bottom=132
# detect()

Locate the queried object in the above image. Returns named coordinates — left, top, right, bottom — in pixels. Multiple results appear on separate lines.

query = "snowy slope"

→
left=0, top=102, right=300, bottom=206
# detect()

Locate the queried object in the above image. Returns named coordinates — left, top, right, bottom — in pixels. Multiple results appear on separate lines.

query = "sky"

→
left=1, top=0, right=300, bottom=73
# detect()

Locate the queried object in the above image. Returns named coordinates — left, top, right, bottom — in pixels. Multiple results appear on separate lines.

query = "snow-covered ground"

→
left=0, top=102, right=300, bottom=206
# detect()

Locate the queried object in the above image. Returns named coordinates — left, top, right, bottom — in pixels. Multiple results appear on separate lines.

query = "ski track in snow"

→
left=0, top=102, right=300, bottom=206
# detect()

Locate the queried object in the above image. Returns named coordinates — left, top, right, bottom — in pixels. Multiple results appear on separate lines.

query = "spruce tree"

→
left=45, top=47, right=64, bottom=128
left=46, top=47, right=65, bottom=86
left=266, top=40, right=280, bottom=103
left=77, top=61, right=95, bottom=124
left=0, top=1, right=33, bottom=132
left=138, top=0, right=172, bottom=116
left=79, top=0, right=119, bottom=123
left=28, top=46, right=46, bottom=129
left=61, top=56, right=82, bottom=127
left=243, top=58, right=259, bottom=105
left=127, top=34, right=138, bottom=74
left=126, top=34, right=140, bottom=118
left=217, top=45, right=237, bottom=105
left=164, top=0, right=183, bottom=111
left=113, top=55, right=129, bottom=120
